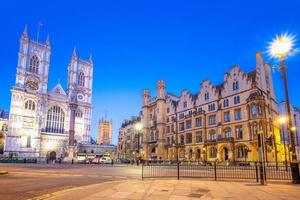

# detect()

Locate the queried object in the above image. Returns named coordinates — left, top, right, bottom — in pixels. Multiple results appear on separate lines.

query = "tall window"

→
left=195, top=117, right=202, bottom=127
left=236, top=126, right=243, bottom=139
left=186, top=133, right=192, bottom=144
left=196, top=131, right=203, bottom=143
left=208, top=115, right=216, bottom=125
left=234, top=109, right=242, bottom=120
left=183, top=101, right=187, bottom=108
left=224, top=111, right=230, bottom=122
left=233, top=81, right=239, bottom=90
left=204, top=92, right=209, bottom=100
left=29, top=55, right=39, bottom=74
left=25, top=100, right=35, bottom=111
left=224, top=128, right=232, bottom=138
left=210, top=130, right=217, bottom=140
left=46, top=106, right=65, bottom=133
left=78, top=72, right=85, bottom=87
left=251, top=104, right=257, bottom=117
left=180, top=135, right=185, bottom=145
left=186, top=120, right=192, bottom=129
left=234, top=96, right=240, bottom=104
left=223, top=99, right=229, bottom=108
left=179, top=122, right=185, bottom=131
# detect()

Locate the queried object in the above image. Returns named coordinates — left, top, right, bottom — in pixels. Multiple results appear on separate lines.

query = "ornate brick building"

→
left=141, top=53, right=283, bottom=162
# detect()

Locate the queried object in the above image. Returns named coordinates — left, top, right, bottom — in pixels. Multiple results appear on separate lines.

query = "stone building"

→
left=141, top=52, right=283, bottom=162
left=118, top=116, right=141, bottom=160
left=98, top=118, right=112, bottom=145
left=4, top=26, right=93, bottom=160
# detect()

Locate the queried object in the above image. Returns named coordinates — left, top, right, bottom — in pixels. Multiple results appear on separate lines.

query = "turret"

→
left=255, top=52, right=267, bottom=92
left=142, top=89, right=150, bottom=106
left=156, top=80, right=166, bottom=99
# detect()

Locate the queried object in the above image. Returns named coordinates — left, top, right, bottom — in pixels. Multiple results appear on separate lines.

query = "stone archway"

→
left=49, top=151, right=56, bottom=161
left=150, top=147, right=157, bottom=160
left=195, top=149, right=201, bottom=160
left=222, top=147, right=229, bottom=161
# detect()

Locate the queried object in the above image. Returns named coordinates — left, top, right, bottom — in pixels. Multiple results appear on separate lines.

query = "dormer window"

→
left=183, top=101, right=187, bottom=108
left=204, top=92, right=209, bottom=101
left=233, top=81, right=239, bottom=91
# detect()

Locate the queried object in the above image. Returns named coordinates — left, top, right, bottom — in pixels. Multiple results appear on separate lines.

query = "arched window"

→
left=78, top=72, right=85, bottom=87
left=75, top=109, right=83, bottom=118
left=224, top=128, right=232, bottom=138
left=29, top=55, right=39, bottom=74
left=210, top=147, right=217, bottom=158
left=24, top=100, right=35, bottom=111
left=46, top=106, right=65, bottom=133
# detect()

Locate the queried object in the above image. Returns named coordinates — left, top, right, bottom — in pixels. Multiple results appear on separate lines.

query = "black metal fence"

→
left=142, top=161, right=293, bottom=182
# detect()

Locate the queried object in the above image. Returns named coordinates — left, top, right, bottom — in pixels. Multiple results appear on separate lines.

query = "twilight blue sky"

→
left=0, top=0, right=300, bottom=144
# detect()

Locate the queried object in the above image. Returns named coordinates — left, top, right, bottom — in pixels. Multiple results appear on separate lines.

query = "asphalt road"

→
left=0, top=163, right=142, bottom=200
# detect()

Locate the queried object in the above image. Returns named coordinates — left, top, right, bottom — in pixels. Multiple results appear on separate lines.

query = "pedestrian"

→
left=72, top=158, right=74, bottom=164
left=111, top=159, right=114, bottom=166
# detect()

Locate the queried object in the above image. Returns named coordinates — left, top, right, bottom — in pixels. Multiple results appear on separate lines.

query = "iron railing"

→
left=142, top=161, right=293, bottom=182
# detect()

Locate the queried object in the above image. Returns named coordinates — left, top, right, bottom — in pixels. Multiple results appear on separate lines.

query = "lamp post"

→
left=134, top=122, right=143, bottom=165
left=268, top=34, right=300, bottom=183
left=278, top=116, right=289, bottom=171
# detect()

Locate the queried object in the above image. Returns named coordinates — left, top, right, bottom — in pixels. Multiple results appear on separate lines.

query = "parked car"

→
left=92, top=157, right=100, bottom=164
left=99, top=157, right=112, bottom=164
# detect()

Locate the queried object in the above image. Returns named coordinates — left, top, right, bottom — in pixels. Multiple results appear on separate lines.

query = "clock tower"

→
left=16, top=25, right=51, bottom=94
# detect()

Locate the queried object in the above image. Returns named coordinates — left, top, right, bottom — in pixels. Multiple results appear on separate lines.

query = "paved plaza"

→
left=1, top=164, right=300, bottom=200
left=34, top=179, right=300, bottom=200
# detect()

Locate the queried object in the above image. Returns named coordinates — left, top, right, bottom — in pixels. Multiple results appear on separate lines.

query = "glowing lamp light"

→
left=291, top=126, right=297, bottom=131
left=278, top=116, right=287, bottom=124
left=268, top=33, right=295, bottom=58
left=135, top=122, right=143, bottom=131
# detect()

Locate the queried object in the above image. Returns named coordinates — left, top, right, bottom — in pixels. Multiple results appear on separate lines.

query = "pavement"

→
left=33, top=179, right=300, bottom=200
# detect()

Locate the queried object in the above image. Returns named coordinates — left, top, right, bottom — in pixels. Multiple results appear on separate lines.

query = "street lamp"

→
left=134, top=122, right=143, bottom=165
left=278, top=116, right=289, bottom=171
left=268, top=33, right=300, bottom=183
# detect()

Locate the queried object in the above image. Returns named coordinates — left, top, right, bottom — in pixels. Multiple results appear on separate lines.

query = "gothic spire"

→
left=22, top=24, right=28, bottom=39
left=46, top=33, right=50, bottom=46
left=88, top=53, right=93, bottom=64
left=72, top=47, right=78, bottom=58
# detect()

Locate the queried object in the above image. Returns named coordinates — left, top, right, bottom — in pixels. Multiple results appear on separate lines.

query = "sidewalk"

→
left=36, top=179, right=300, bottom=200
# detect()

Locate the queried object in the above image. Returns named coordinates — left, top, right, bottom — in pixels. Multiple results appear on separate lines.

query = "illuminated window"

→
left=46, top=106, right=65, bottom=133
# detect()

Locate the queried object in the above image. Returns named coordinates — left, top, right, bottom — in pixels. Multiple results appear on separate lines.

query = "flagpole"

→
left=36, top=22, right=43, bottom=42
